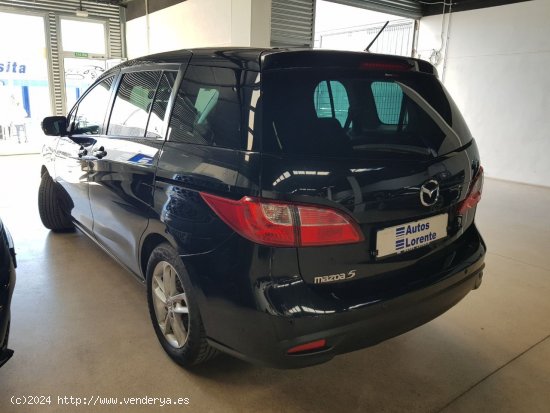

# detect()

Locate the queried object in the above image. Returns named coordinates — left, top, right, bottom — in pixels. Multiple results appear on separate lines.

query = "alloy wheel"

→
left=151, top=260, right=189, bottom=348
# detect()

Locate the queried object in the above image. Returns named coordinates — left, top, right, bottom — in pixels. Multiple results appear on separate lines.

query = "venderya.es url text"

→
left=10, top=395, right=190, bottom=407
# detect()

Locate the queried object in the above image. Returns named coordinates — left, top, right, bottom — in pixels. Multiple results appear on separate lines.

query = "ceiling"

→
left=420, top=0, right=531, bottom=16
left=104, top=0, right=532, bottom=17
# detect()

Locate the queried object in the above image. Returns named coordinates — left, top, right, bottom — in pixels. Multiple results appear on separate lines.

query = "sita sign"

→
left=0, top=61, right=27, bottom=74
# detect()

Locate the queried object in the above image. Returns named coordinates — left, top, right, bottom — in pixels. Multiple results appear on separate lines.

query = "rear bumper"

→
left=186, top=225, right=486, bottom=368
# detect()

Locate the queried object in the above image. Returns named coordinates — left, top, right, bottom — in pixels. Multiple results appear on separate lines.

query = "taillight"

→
left=458, top=166, right=484, bottom=215
left=298, top=206, right=362, bottom=246
left=200, top=193, right=364, bottom=247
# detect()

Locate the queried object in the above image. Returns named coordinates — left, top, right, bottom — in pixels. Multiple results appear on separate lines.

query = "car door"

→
left=87, top=66, right=180, bottom=275
left=54, top=75, right=116, bottom=234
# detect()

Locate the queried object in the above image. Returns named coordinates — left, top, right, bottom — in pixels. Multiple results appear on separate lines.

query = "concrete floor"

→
left=0, top=154, right=549, bottom=412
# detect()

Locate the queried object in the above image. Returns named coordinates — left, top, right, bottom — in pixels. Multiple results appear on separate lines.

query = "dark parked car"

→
left=0, top=217, right=16, bottom=367
left=39, top=48, right=485, bottom=368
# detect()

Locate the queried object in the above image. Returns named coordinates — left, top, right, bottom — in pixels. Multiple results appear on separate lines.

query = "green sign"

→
left=74, top=52, right=89, bottom=58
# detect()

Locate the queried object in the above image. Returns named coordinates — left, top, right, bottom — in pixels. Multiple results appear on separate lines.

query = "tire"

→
left=146, top=243, right=217, bottom=367
left=1, top=320, right=9, bottom=350
left=38, top=173, right=74, bottom=231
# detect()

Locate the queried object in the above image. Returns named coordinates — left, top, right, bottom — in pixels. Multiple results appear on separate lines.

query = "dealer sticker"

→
left=376, top=213, right=448, bottom=258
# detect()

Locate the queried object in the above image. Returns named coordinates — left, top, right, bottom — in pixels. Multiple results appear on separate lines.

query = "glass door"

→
left=59, top=17, right=108, bottom=111
left=63, top=57, right=107, bottom=110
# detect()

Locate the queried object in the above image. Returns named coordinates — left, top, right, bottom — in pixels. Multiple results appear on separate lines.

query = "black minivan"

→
left=40, top=48, right=485, bottom=368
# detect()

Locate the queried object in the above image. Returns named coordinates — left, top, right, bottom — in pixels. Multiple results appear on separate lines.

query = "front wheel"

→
left=146, top=243, right=217, bottom=367
left=38, top=173, right=74, bottom=231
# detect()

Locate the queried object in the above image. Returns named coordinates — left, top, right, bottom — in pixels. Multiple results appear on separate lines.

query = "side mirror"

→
left=41, top=116, right=68, bottom=136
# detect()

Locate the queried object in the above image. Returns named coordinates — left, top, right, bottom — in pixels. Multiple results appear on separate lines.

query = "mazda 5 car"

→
left=39, top=48, right=485, bottom=368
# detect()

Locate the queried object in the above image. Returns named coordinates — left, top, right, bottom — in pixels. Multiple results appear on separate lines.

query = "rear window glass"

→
left=371, top=81, right=403, bottom=125
left=314, top=80, right=349, bottom=127
left=262, top=69, right=471, bottom=158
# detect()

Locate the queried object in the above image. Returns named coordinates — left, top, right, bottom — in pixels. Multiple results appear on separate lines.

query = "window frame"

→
left=69, top=74, right=116, bottom=136
left=146, top=71, right=179, bottom=140
left=107, top=70, right=163, bottom=138
left=104, top=63, right=184, bottom=141
left=59, top=16, right=108, bottom=57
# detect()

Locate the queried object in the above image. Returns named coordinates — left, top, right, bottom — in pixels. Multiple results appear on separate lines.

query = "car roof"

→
left=102, top=47, right=436, bottom=79
left=105, top=47, right=267, bottom=75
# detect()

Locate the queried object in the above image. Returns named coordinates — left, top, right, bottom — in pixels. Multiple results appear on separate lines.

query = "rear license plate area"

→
left=376, top=213, right=448, bottom=258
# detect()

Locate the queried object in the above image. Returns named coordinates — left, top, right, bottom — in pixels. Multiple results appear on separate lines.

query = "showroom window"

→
left=108, top=71, right=161, bottom=137
left=72, top=76, right=114, bottom=135
left=60, top=19, right=107, bottom=56
left=0, top=11, right=51, bottom=145
left=168, top=66, right=244, bottom=149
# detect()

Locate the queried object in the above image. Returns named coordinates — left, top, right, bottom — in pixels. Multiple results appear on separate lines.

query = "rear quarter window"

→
left=167, top=65, right=245, bottom=150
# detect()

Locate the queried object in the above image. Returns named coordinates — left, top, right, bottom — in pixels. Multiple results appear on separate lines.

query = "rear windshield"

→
left=261, top=69, right=471, bottom=158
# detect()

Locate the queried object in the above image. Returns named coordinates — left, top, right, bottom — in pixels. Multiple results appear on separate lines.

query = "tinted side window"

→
left=108, top=71, right=161, bottom=137
left=168, top=66, right=243, bottom=149
left=314, top=80, right=349, bottom=127
left=146, top=71, right=176, bottom=139
left=73, top=76, right=114, bottom=135
left=371, top=81, right=404, bottom=125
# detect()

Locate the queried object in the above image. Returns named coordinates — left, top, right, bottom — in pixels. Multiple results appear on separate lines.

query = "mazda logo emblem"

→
left=420, top=180, right=440, bottom=207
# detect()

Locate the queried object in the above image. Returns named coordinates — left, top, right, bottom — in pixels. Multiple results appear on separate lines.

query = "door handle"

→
left=78, top=146, right=88, bottom=158
left=93, top=146, right=107, bottom=159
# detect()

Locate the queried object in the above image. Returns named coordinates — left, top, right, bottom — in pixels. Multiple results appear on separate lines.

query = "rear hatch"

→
left=259, top=51, right=481, bottom=286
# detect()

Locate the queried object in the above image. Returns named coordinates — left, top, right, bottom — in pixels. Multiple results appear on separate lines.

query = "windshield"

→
left=261, top=69, right=471, bottom=158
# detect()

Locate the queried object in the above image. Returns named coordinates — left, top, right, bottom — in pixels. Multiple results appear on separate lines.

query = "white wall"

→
left=417, top=0, right=550, bottom=187
left=126, top=0, right=271, bottom=58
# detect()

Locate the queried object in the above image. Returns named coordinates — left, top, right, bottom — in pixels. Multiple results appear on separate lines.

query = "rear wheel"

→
left=146, top=243, right=217, bottom=367
left=38, top=173, right=74, bottom=231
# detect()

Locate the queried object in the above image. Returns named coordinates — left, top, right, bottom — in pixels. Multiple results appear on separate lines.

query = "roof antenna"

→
left=365, top=21, right=389, bottom=52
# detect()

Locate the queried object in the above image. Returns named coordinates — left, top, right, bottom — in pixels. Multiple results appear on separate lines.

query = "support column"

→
left=231, top=0, right=272, bottom=47
left=46, top=12, right=64, bottom=116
